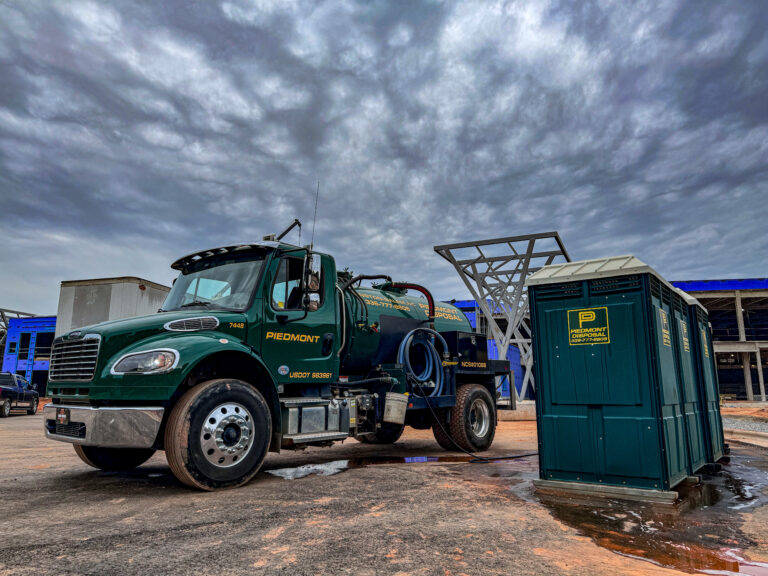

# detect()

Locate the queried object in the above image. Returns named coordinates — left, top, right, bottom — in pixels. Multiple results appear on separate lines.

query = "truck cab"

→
left=0, top=372, right=39, bottom=417
left=43, top=241, right=508, bottom=490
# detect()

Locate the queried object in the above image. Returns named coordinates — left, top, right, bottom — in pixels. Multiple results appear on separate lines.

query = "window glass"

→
left=8, top=342, right=17, bottom=354
left=272, top=258, right=304, bottom=310
left=163, top=254, right=265, bottom=312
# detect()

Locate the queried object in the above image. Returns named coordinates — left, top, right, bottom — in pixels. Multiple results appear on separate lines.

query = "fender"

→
left=103, top=332, right=282, bottom=451
left=100, top=332, right=276, bottom=395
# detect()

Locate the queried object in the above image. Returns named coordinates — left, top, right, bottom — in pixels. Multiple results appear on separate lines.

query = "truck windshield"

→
left=163, top=254, right=265, bottom=312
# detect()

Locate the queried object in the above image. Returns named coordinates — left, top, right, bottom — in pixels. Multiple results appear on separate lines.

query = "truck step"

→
left=280, top=397, right=330, bottom=407
left=282, top=431, right=350, bottom=443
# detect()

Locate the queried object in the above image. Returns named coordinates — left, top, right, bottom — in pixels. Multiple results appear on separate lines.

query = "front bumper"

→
left=43, top=404, right=164, bottom=448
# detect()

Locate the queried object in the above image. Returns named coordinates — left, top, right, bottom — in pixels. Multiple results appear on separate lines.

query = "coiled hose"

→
left=397, top=328, right=449, bottom=397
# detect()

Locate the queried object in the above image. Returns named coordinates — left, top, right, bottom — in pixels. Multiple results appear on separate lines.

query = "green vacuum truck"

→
left=43, top=238, right=508, bottom=490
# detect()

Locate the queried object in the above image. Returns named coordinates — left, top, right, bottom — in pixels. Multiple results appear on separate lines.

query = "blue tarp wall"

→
left=2, top=317, right=57, bottom=384
left=488, top=339, right=524, bottom=401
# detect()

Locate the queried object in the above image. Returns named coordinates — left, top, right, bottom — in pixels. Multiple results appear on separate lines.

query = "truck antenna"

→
left=310, top=180, right=320, bottom=249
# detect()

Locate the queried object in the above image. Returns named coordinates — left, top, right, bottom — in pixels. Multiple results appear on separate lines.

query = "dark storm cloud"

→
left=1, top=0, right=767, bottom=312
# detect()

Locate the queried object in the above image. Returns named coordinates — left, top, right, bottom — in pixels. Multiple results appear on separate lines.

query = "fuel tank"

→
left=339, top=286, right=471, bottom=374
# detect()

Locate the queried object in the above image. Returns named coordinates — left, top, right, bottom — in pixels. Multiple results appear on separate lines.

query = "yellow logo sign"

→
left=460, top=361, right=487, bottom=369
left=265, top=331, right=320, bottom=344
left=680, top=321, right=690, bottom=352
left=659, top=309, right=671, bottom=347
left=701, top=327, right=710, bottom=358
left=568, top=307, right=610, bottom=345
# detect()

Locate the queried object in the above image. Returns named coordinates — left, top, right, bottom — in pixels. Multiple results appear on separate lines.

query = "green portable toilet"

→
left=669, top=289, right=708, bottom=474
left=527, top=256, right=698, bottom=492
left=678, top=289, right=725, bottom=463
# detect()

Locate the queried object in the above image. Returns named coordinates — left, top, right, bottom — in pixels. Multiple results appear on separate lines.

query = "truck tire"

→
left=356, top=422, right=405, bottom=444
left=448, top=384, right=496, bottom=452
left=431, top=410, right=456, bottom=451
left=27, top=399, right=38, bottom=415
left=0, top=399, right=10, bottom=418
left=73, top=445, right=156, bottom=471
left=164, top=379, right=271, bottom=491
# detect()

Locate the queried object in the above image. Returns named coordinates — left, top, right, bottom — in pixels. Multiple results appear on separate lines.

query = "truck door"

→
left=21, top=377, right=34, bottom=406
left=12, top=375, right=22, bottom=407
left=261, top=252, right=339, bottom=390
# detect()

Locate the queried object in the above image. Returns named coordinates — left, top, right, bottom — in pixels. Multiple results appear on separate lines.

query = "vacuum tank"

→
left=338, top=284, right=470, bottom=374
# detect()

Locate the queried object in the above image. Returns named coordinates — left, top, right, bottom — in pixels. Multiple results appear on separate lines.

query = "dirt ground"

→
left=721, top=403, right=768, bottom=420
left=1, top=414, right=767, bottom=576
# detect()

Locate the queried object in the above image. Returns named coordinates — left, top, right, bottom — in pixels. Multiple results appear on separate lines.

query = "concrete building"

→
left=675, top=279, right=768, bottom=402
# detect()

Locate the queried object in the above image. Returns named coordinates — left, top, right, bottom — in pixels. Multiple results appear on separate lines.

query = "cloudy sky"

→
left=1, top=0, right=767, bottom=314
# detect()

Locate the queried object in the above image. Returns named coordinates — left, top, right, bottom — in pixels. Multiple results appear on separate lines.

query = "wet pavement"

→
left=1, top=414, right=768, bottom=575
left=531, top=447, right=768, bottom=574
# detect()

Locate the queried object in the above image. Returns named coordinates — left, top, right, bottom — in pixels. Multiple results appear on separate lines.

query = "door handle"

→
left=321, top=333, right=334, bottom=356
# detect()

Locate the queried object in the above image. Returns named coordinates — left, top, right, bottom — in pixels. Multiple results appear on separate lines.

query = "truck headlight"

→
left=111, top=349, right=178, bottom=374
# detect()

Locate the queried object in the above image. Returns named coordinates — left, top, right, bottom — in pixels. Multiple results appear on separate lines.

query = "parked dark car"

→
left=0, top=372, right=39, bottom=417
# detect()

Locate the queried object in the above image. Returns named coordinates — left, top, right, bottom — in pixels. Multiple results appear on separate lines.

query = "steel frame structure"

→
left=435, top=232, right=570, bottom=403
left=0, top=308, right=35, bottom=352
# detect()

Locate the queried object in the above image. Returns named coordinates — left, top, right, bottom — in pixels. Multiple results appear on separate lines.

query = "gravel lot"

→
left=723, top=416, right=768, bottom=434
left=1, top=413, right=767, bottom=575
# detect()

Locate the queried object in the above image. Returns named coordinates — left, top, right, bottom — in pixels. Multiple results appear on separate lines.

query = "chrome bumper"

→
left=43, top=404, right=164, bottom=448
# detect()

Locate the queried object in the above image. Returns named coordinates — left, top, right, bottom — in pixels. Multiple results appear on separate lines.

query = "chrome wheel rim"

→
left=2, top=401, right=9, bottom=416
left=200, top=403, right=253, bottom=468
left=469, top=398, right=490, bottom=438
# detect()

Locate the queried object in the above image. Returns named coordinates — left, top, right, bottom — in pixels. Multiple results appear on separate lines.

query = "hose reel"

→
left=397, top=328, right=449, bottom=398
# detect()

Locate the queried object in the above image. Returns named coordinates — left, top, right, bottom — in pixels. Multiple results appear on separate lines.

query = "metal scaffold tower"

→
left=434, top=232, right=570, bottom=403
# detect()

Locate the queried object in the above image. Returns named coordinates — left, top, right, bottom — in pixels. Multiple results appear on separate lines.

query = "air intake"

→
left=49, top=336, right=101, bottom=382
left=164, top=317, right=220, bottom=332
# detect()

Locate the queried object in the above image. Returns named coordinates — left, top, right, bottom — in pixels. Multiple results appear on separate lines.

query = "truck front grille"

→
left=49, top=337, right=100, bottom=382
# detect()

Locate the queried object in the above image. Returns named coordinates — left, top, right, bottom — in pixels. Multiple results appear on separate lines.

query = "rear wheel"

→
left=27, top=399, right=38, bottom=415
left=74, top=445, right=156, bottom=471
left=0, top=399, right=10, bottom=418
left=356, top=423, right=405, bottom=444
left=431, top=409, right=456, bottom=450
left=448, top=384, right=496, bottom=452
left=164, top=379, right=271, bottom=491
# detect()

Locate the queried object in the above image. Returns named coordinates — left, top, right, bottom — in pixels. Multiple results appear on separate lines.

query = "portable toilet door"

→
left=649, top=276, right=692, bottom=488
left=683, top=292, right=725, bottom=462
left=670, top=290, right=708, bottom=473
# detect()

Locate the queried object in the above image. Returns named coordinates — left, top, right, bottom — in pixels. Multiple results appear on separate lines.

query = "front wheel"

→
left=448, top=384, right=496, bottom=452
left=356, top=422, right=405, bottom=444
left=74, top=445, right=156, bottom=471
left=0, top=399, right=11, bottom=418
left=27, top=399, right=38, bottom=415
left=164, top=379, right=272, bottom=491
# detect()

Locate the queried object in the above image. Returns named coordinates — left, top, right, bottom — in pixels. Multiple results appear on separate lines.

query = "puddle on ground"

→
left=264, top=453, right=537, bottom=480
left=538, top=450, right=768, bottom=575
left=266, top=460, right=350, bottom=480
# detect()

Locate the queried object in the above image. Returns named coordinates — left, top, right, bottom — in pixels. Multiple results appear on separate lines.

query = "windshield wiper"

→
left=179, top=300, right=213, bottom=309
